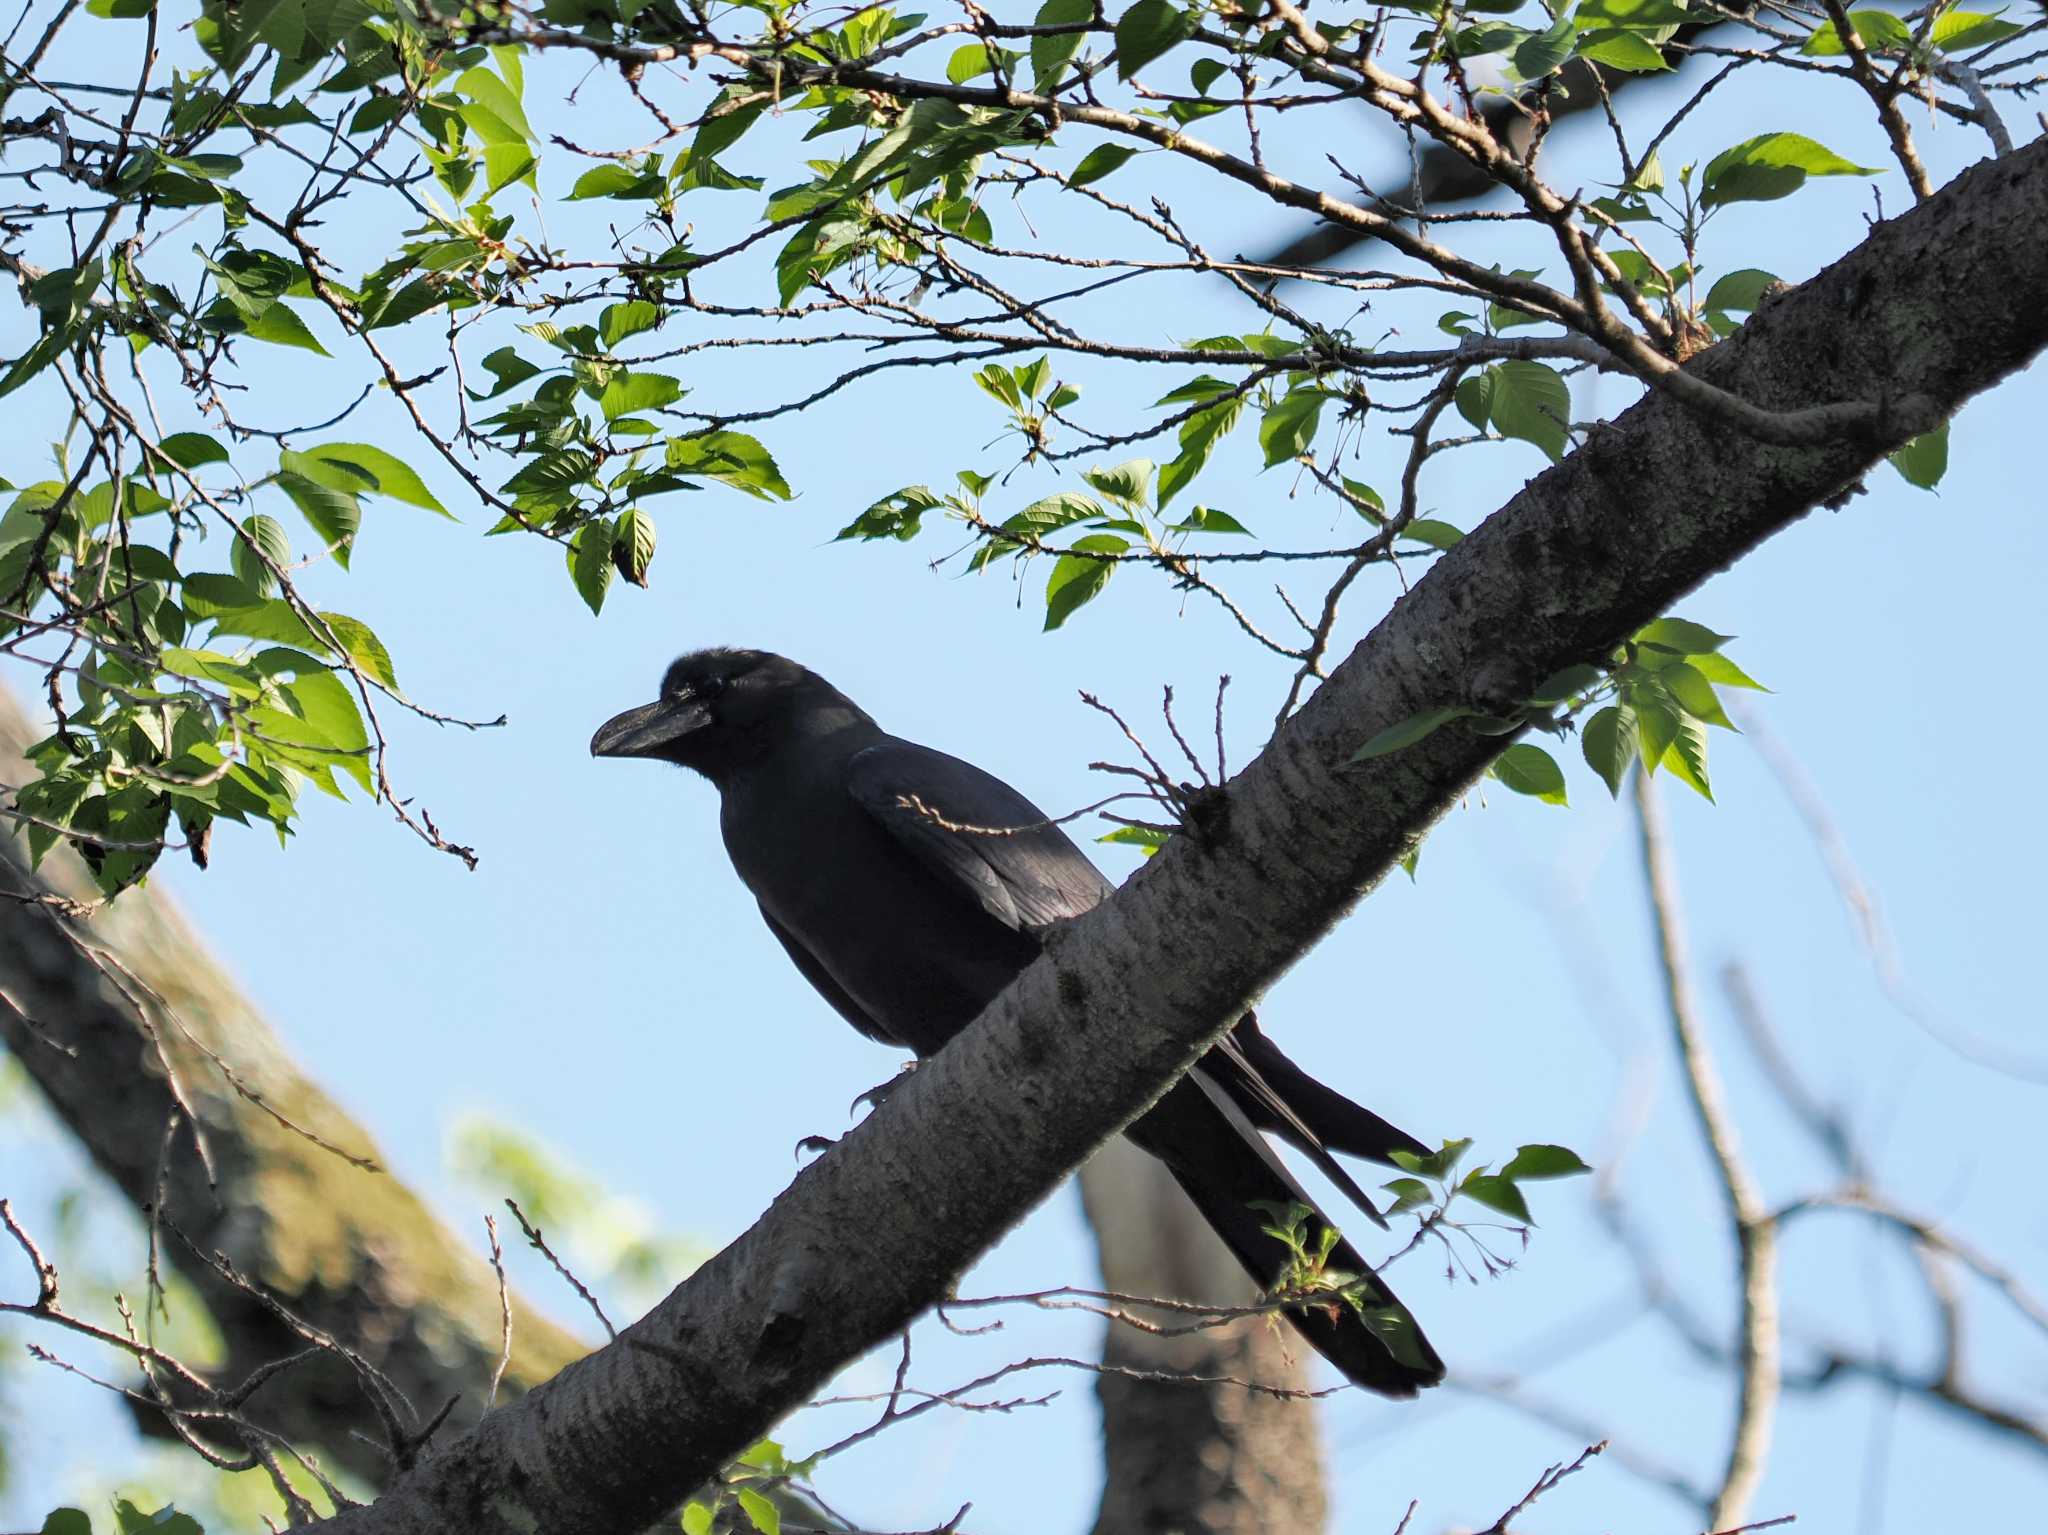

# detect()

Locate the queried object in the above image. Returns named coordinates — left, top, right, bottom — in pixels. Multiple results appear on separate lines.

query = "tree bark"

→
left=1080, top=1146, right=1328, bottom=1535
left=0, top=684, right=588, bottom=1487
left=307, top=136, right=2048, bottom=1535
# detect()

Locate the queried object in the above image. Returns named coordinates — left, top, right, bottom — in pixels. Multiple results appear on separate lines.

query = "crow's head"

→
left=590, top=648, right=867, bottom=781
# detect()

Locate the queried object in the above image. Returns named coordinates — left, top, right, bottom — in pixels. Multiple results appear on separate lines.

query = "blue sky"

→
left=3, top=6, right=2045, bottom=1530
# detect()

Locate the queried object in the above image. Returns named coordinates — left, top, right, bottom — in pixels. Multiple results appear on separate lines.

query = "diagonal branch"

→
left=317, top=140, right=2048, bottom=1535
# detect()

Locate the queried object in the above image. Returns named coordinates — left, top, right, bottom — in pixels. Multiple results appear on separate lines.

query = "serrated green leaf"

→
left=601, top=372, right=685, bottom=422
left=1492, top=743, right=1568, bottom=805
left=736, top=1489, right=780, bottom=1535
left=1044, top=535, right=1124, bottom=629
left=613, top=506, right=657, bottom=586
left=1801, top=9, right=1912, bottom=55
left=1258, top=388, right=1328, bottom=467
left=154, top=432, right=229, bottom=470
left=601, top=301, right=661, bottom=349
left=1888, top=423, right=1948, bottom=490
left=1402, top=519, right=1463, bottom=550
left=277, top=471, right=360, bottom=567
left=1461, top=1173, right=1535, bottom=1224
left=665, top=430, right=790, bottom=500
left=1350, top=706, right=1471, bottom=762
left=1032, top=0, right=1093, bottom=86
left=1500, top=1144, right=1593, bottom=1180
left=681, top=1501, right=716, bottom=1535
left=231, top=513, right=290, bottom=595
left=240, top=302, right=329, bottom=355
left=1701, top=132, right=1881, bottom=209
left=1489, top=361, right=1570, bottom=460
left=1687, top=652, right=1768, bottom=691
left=302, top=443, right=450, bottom=516
left=1662, top=711, right=1713, bottom=799
left=568, top=521, right=613, bottom=615
left=1661, top=660, right=1735, bottom=728
left=1932, top=11, right=2025, bottom=51
left=1097, top=825, right=1170, bottom=856
left=1582, top=703, right=1638, bottom=796
left=1070, top=143, right=1139, bottom=188
left=1116, top=0, right=1195, bottom=79
left=1382, top=1177, right=1433, bottom=1214
left=1635, top=616, right=1733, bottom=655
left=1703, top=268, right=1780, bottom=314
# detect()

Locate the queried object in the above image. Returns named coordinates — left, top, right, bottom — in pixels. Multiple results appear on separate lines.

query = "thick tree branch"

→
left=0, top=684, right=588, bottom=1486
left=317, top=141, right=2048, bottom=1534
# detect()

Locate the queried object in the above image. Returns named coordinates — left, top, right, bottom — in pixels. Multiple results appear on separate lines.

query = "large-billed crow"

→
left=591, top=647, right=1443, bottom=1395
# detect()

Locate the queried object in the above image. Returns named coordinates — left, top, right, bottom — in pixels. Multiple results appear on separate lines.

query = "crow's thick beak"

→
left=590, top=695, right=712, bottom=759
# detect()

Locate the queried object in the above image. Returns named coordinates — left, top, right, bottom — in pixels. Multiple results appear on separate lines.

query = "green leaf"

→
left=681, top=1502, right=716, bottom=1535
left=568, top=163, right=663, bottom=201
left=1097, top=825, right=1169, bottom=856
left=1115, top=0, right=1196, bottom=79
left=1509, top=12, right=1576, bottom=80
left=1461, top=1173, right=1535, bottom=1224
left=1703, top=268, right=1780, bottom=314
left=302, top=443, right=450, bottom=516
left=231, top=513, right=290, bottom=595
left=1701, top=132, right=1881, bottom=209
left=1402, top=519, right=1463, bottom=550
left=1579, top=31, right=1670, bottom=71
left=1032, top=0, right=1094, bottom=86
left=1389, top=1138, right=1471, bottom=1181
left=1454, top=370, right=1496, bottom=431
left=1489, top=361, right=1570, bottom=460
left=1932, top=11, right=2025, bottom=51
left=1492, top=743, right=1568, bottom=805
left=1082, top=458, right=1153, bottom=507
left=613, top=506, right=657, bottom=587
left=601, top=300, right=661, bottom=349
left=1688, top=652, right=1768, bottom=691
left=1801, top=9, right=1912, bottom=55
left=1258, top=388, right=1328, bottom=467
left=569, top=521, right=613, bottom=615
left=1350, top=706, right=1471, bottom=762
left=456, top=65, right=534, bottom=144
left=240, top=302, right=329, bottom=355
left=277, top=471, right=360, bottom=567
left=947, top=43, right=993, bottom=83
left=601, top=372, right=685, bottom=422
left=1044, top=535, right=1125, bottom=630
left=1888, top=423, right=1948, bottom=490
left=1500, top=1144, right=1593, bottom=1180
left=1662, top=711, right=1713, bottom=799
left=1530, top=663, right=1604, bottom=705
left=1661, top=660, right=1734, bottom=728
left=735, top=1490, right=780, bottom=1535
left=1635, top=616, right=1733, bottom=655
left=321, top=613, right=400, bottom=691
left=1070, top=143, right=1139, bottom=188
left=1382, top=1177, right=1433, bottom=1214
left=665, top=431, right=790, bottom=500
left=1581, top=703, right=1638, bottom=796
left=154, top=432, right=229, bottom=469
left=283, top=668, right=372, bottom=791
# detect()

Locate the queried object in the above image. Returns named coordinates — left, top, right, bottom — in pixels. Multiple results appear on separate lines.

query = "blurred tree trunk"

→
left=0, top=682, right=587, bottom=1488
left=1080, top=1142, right=1328, bottom=1535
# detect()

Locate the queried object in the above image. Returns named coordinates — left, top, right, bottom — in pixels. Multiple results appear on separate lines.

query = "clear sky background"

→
left=2, top=6, right=2044, bottom=1531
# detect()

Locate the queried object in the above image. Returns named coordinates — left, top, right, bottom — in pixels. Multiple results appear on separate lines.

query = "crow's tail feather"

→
left=1124, top=1067, right=1445, bottom=1399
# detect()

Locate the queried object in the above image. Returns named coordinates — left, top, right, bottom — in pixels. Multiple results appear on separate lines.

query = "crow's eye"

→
left=688, top=674, right=727, bottom=701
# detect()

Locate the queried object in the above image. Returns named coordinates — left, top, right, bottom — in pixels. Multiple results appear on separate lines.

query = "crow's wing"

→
left=846, top=739, right=1112, bottom=933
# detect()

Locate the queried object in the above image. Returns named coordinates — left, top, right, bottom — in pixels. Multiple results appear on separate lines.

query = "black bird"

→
left=592, top=647, right=1444, bottom=1396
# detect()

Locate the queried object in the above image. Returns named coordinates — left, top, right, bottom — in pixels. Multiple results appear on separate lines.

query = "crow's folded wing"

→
left=846, top=739, right=1113, bottom=933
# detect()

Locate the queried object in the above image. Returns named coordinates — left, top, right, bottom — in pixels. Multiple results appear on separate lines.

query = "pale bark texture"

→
left=310, top=135, right=2048, bottom=1535
left=0, top=684, right=587, bottom=1486
left=1080, top=1145, right=1327, bottom=1535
